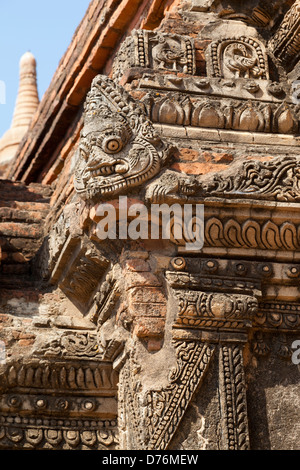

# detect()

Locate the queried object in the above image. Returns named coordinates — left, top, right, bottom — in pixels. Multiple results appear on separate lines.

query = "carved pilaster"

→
left=165, top=256, right=263, bottom=450
left=219, top=344, right=250, bottom=450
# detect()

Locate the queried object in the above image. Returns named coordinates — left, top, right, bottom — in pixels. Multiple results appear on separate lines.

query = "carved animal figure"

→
left=152, top=36, right=188, bottom=72
left=223, top=43, right=261, bottom=78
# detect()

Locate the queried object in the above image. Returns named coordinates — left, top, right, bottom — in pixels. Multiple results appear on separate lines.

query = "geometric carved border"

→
left=144, top=341, right=215, bottom=450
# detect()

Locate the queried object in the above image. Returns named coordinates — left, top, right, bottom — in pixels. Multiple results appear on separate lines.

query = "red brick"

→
left=133, top=317, right=165, bottom=338
left=128, top=286, right=166, bottom=304
left=178, top=148, right=200, bottom=162
left=125, top=272, right=162, bottom=289
left=171, top=162, right=228, bottom=175
left=130, top=302, right=167, bottom=318
left=18, top=339, right=35, bottom=347
left=124, top=259, right=150, bottom=272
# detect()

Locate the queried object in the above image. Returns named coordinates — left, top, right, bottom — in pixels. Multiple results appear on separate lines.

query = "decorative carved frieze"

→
left=203, top=217, right=300, bottom=252
left=0, top=414, right=118, bottom=450
left=143, top=92, right=298, bottom=134
left=200, top=156, right=300, bottom=202
left=146, top=157, right=300, bottom=204
left=251, top=330, right=295, bottom=360
left=2, top=360, right=118, bottom=394
left=140, top=74, right=289, bottom=103
left=0, top=328, right=119, bottom=450
left=254, top=302, right=300, bottom=331
left=173, top=290, right=257, bottom=331
left=34, top=332, right=102, bottom=359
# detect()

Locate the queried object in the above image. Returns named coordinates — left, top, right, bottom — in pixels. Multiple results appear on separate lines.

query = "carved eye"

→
left=102, top=136, right=123, bottom=154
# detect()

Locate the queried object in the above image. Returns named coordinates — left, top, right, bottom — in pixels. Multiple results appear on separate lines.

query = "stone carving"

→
left=144, top=341, right=215, bottom=450
left=145, top=93, right=298, bottom=134
left=74, top=75, right=173, bottom=202
left=219, top=344, right=250, bottom=450
left=0, top=415, right=118, bottom=450
left=118, top=341, right=215, bottom=450
left=204, top=218, right=300, bottom=252
left=145, top=170, right=199, bottom=204
left=91, top=271, right=120, bottom=326
left=206, top=37, right=269, bottom=80
left=166, top=270, right=260, bottom=295
left=147, top=157, right=300, bottom=204
left=113, top=30, right=195, bottom=80
left=3, top=361, right=117, bottom=392
left=173, top=290, right=258, bottom=331
left=200, top=156, right=300, bottom=202
left=254, top=302, right=300, bottom=331
left=269, top=0, right=300, bottom=71
left=251, top=331, right=294, bottom=359
left=150, top=33, right=195, bottom=74
left=118, top=350, right=144, bottom=450
left=35, top=332, right=102, bottom=359
left=58, top=245, right=110, bottom=311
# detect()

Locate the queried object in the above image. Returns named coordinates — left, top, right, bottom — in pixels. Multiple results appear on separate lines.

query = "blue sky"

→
left=0, top=1, right=91, bottom=137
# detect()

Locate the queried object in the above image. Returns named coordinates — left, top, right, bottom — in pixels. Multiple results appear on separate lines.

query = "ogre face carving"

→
left=74, top=75, right=169, bottom=202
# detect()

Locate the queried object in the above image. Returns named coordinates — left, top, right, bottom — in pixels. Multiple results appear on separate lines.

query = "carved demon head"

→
left=74, top=75, right=171, bottom=202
